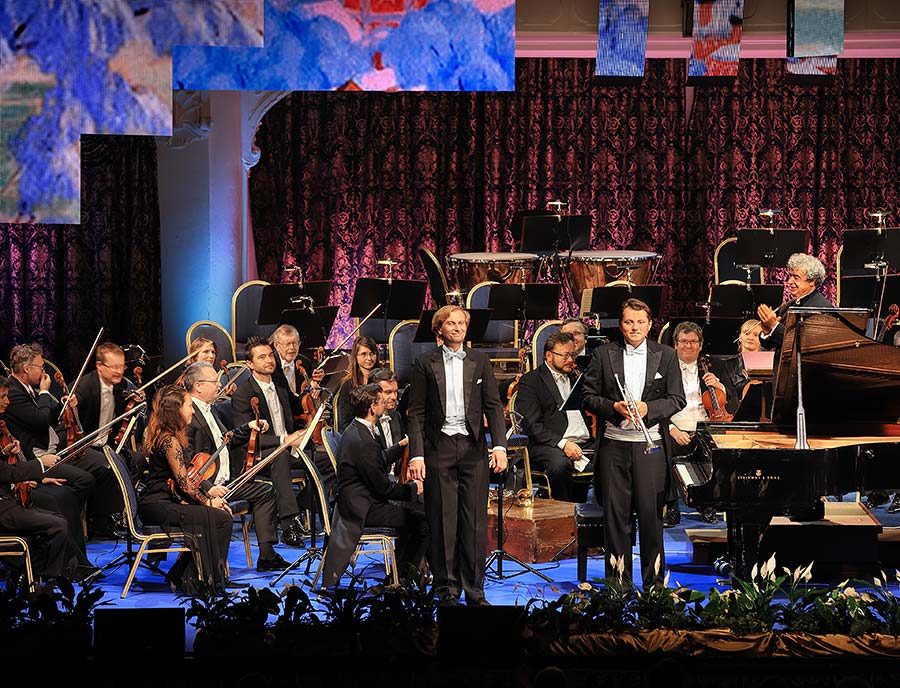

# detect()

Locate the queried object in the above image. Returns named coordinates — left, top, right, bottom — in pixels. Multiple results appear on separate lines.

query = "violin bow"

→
left=57, top=327, right=105, bottom=423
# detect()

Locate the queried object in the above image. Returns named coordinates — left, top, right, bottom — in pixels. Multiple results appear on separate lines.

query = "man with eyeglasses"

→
left=269, top=324, right=325, bottom=418
left=515, top=331, right=594, bottom=502
left=183, top=361, right=289, bottom=572
left=75, top=342, right=140, bottom=451
left=662, top=322, right=736, bottom=527
left=2, top=343, right=121, bottom=542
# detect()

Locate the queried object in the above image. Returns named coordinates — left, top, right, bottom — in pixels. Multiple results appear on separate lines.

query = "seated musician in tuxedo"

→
left=269, top=324, right=325, bottom=418
left=319, top=384, right=427, bottom=588
left=582, top=298, right=685, bottom=589
left=369, top=367, right=407, bottom=477
left=0, top=376, right=96, bottom=582
left=182, top=361, right=289, bottom=572
left=1, top=343, right=120, bottom=540
left=560, top=318, right=588, bottom=358
left=230, top=337, right=310, bottom=547
left=662, top=322, right=738, bottom=527
left=75, top=342, right=140, bottom=449
left=515, top=331, right=594, bottom=503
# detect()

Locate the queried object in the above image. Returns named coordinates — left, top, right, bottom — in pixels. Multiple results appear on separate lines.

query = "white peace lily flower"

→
left=861, top=592, right=874, bottom=603
left=838, top=578, right=849, bottom=589
left=577, top=582, right=593, bottom=591
left=654, top=554, right=661, bottom=576
left=617, top=556, right=625, bottom=575
left=663, top=571, right=670, bottom=588
left=765, top=553, right=777, bottom=579
left=844, top=587, right=858, bottom=598
left=750, top=563, right=758, bottom=580
left=801, top=562, right=814, bottom=582
left=873, top=578, right=882, bottom=588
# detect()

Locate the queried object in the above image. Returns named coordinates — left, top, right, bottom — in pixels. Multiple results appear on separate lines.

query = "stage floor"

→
left=75, top=494, right=900, bottom=651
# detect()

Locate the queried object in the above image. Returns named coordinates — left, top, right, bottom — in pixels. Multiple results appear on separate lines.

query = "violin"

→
left=295, top=349, right=326, bottom=445
left=698, top=355, right=732, bottom=422
left=876, top=303, right=899, bottom=342
left=54, top=371, right=85, bottom=447
left=185, top=431, right=234, bottom=493
left=244, top=397, right=261, bottom=472
left=0, top=420, right=33, bottom=508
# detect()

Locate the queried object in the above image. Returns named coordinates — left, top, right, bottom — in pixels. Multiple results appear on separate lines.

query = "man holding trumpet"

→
left=583, top=298, right=685, bottom=589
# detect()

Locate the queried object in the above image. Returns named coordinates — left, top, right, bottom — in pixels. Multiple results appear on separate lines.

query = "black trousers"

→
left=367, top=499, right=429, bottom=574
left=31, top=482, right=89, bottom=564
left=231, top=479, right=278, bottom=558
left=66, top=446, right=123, bottom=516
left=0, top=503, right=72, bottom=577
left=595, top=438, right=667, bottom=589
left=528, top=444, right=593, bottom=503
left=424, top=433, right=489, bottom=601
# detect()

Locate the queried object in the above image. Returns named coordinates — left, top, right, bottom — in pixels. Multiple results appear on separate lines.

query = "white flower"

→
left=654, top=554, right=662, bottom=576
left=844, top=587, right=859, bottom=598
left=577, top=582, right=593, bottom=591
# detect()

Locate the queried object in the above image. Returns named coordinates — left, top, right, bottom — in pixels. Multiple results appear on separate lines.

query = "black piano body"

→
left=674, top=307, right=900, bottom=579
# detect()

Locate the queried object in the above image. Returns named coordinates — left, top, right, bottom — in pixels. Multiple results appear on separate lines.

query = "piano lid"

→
left=772, top=307, right=900, bottom=426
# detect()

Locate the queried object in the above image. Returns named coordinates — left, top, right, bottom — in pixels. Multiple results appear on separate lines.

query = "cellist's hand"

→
left=208, top=496, right=232, bottom=515
left=208, top=485, right=227, bottom=498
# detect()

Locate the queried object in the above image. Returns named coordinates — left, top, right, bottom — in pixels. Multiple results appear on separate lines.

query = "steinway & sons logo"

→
left=737, top=468, right=782, bottom=481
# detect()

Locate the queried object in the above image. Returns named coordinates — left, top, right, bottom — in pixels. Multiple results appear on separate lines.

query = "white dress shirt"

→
left=545, top=363, right=590, bottom=448
left=669, top=360, right=708, bottom=432
left=441, top=346, right=468, bottom=437
left=605, top=339, right=661, bottom=443
left=92, top=379, right=115, bottom=447
left=194, top=399, right=231, bottom=484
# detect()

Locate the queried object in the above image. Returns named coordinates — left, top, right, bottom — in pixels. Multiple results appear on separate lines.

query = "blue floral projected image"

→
left=595, top=0, right=649, bottom=79
left=173, top=0, right=515, bottom=92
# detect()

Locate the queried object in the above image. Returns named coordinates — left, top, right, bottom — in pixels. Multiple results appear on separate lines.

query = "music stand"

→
left=710, top=284, right=785, bottom=320
left=840, top=229, right=900, bottom=270
left=349, top=277, right=427, bottom=350
left=519, top=214, right=591, bottom=254
left=581, top=285, right=667, bottom=323
left=258, top=284, right=333, bottom=325
left=487, top=283, right=561, bottom=349
left=280, top=306, right=339, bottom=350
left=412, top=309, right=492, bottom=344
left=735, top=229, right=810, bottom=280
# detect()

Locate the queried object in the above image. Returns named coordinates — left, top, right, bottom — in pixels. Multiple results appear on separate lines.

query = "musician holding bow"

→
left=582, top=298, right=685, bottom=589
left=662, top=322, right=738, bottom=527
left=269, top=324, right=325, bottom=417
left=183, top=362, right=288, bottom=573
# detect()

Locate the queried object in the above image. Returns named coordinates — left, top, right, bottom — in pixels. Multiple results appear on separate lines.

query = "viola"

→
left=294, top=349, right=326, bottom=445
left=0, top=420, right=33, bottom=508
left=185, top=431, right=234, bottom=493
left=244, top=396, right=261, bottom=472
left=698, top=355, right=732, bottom=422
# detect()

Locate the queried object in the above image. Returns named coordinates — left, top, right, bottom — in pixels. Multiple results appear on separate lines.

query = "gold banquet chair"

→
left=531, top=320, right=563, bottom=370
left=305, top=443, right=400, bottom=590
left=104, top=446, right=204, bottom=599
left=185, top=320, right=236, bottom=365
left=508, top=392, right=551, bottom=499
left=231, top=280, right=276, bottom=356
left=0, top=536, right=35, bottom=591
left=714, top=237, right=763, bottom=284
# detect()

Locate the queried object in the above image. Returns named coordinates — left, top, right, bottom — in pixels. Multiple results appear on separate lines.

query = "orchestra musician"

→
left=560, top=318, right=589, bottom=358
left=719, top=319, right=763, bottom=394
left=0, top=376, right=97, bottom=582
left=757, top=253, right=833, bottom=361
left=269, top=324, right=325, bottom=418
left=407, top=305, right=507, bottom=607
left=139, top=384, right=238, bottom=593
left=319, top=384, right=428, bottom=588
left=514, top=331, right=594, bottom=503
left=183, top=362, right=289, bottom=573
left=662, top=322, right=737, bottom=527
left=369, top=367, right=408, bottom=478
left=230, top=337, right=310, bottom=547
left=334, top=336, right=379, bottom=433
left=1, top=343, right=120, bottom=541
left=582, top=298, right=685, bottom=589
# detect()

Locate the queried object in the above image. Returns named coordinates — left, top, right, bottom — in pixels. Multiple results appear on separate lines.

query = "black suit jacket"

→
left=582, top=340, right=686, bottom=438
left=761, top=290, right=833, bottom=351
left=0, top=378, right=64, bottom=461
left=230, top=376, right=296, bottom=455
left=272, top=353, right=314, bottom=417
left=185, top=400, right=254, bottom=491
left=374, top=409, right=406, bottom=469
left=406, top=347, right=506, bottom=459
left=515, top=364, right=592, bottom=451
left=322, top=420, right=417, bottom=584
left=74, top=370, right=135, bottom=437
left=0, top=458, right=43, bottom=516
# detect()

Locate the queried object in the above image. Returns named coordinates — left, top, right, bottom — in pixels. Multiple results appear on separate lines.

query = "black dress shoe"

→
left=436, top=592, right=461, bottom=607
left=467, top=597, right=491, bottom=607
left=663, top=507, right=681, bottom=528
left=281, top=517, right=309, bottom=547
left=701, top=507, right=719, bottom=525
left=256, top=553, right=290, bottom=572
left=222, top=577, right=249, bottom=590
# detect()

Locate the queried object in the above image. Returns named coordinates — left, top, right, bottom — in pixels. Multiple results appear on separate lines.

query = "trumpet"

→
left=613, top=373, right=660, bottom=455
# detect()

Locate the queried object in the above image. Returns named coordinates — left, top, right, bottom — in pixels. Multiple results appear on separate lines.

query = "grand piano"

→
left=674, top=307, right=900, bottom=579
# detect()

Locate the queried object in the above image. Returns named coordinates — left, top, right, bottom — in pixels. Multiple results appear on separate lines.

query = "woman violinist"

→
left=139, top=384, right=237, bottom=593
left=334, top=336, right=379, bottom=432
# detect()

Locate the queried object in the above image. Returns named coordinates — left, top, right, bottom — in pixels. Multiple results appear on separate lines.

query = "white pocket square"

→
left=654, top=372, right=663, bottom=380
left=476, top=378, right=482, bottom=384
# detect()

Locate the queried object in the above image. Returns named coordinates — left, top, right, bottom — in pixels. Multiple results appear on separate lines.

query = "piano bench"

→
left=575, top=502, right=637, bottom=582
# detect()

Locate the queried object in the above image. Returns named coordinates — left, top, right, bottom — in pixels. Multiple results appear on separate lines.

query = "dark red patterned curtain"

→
left=687, top=59, right=900, bottom=305
left=250, top=58, right=686, bottom=340
left=0, top=135, right=162, bottom=376
left=250, top=58, right=900, bottom=340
